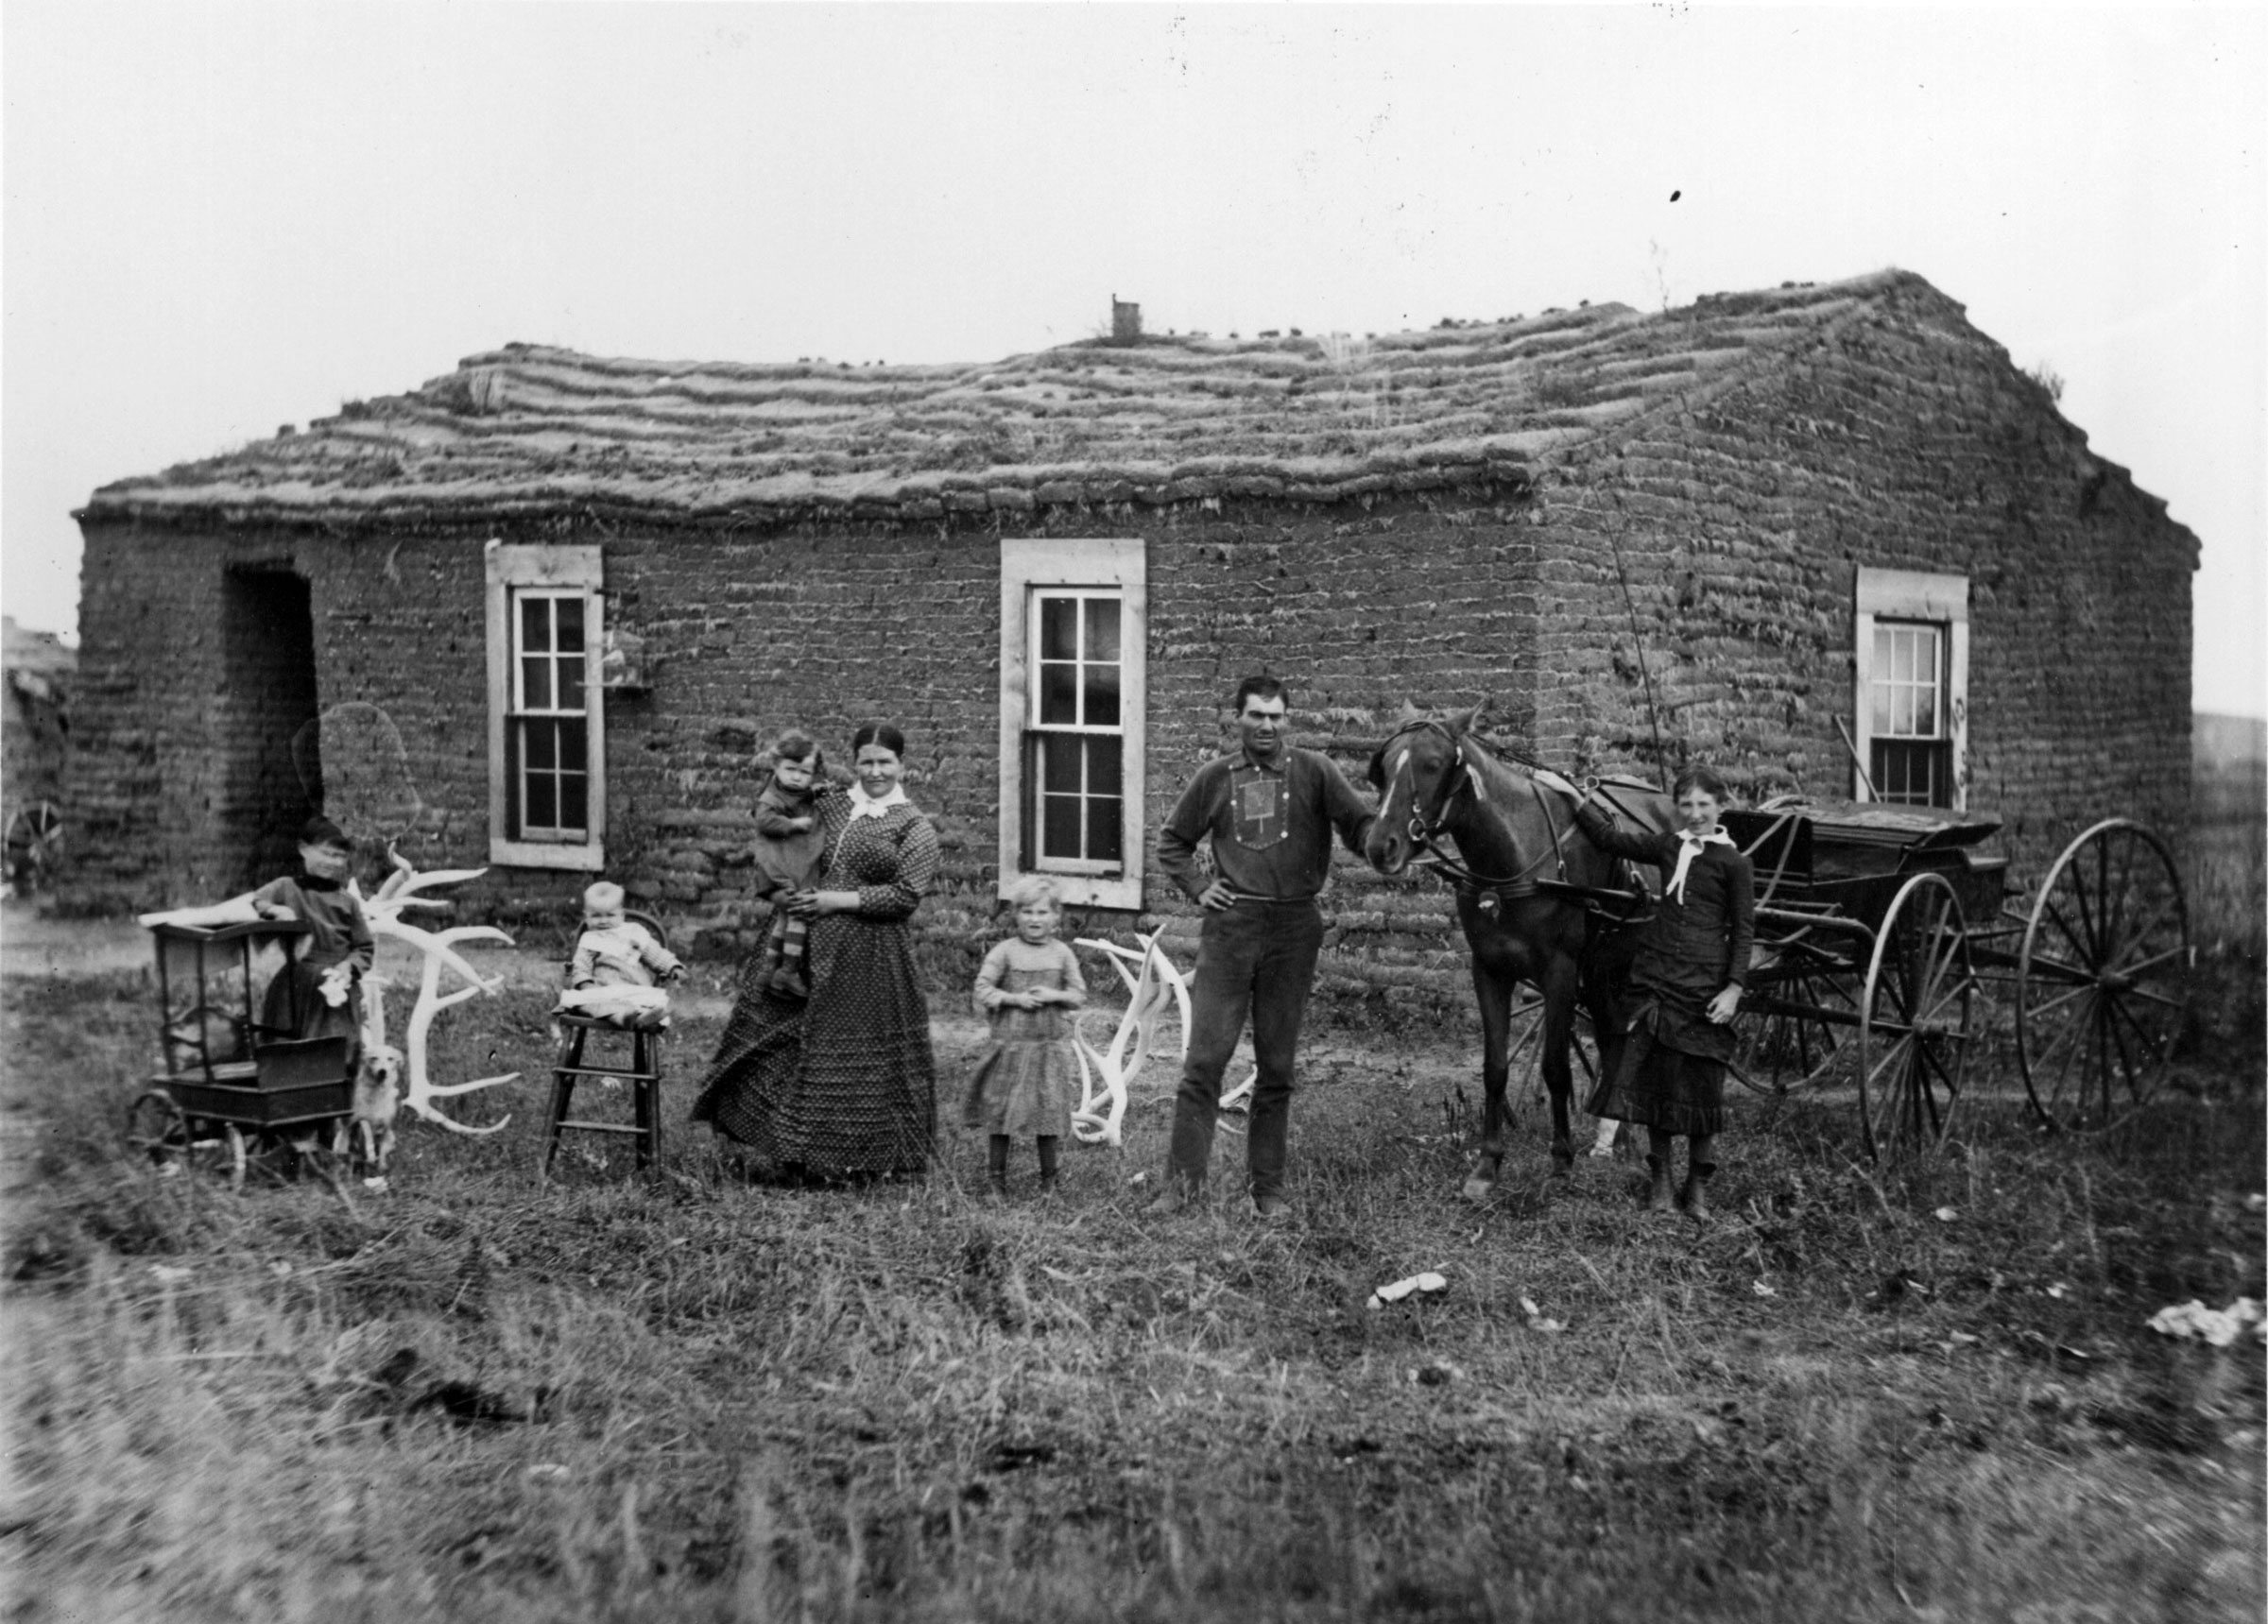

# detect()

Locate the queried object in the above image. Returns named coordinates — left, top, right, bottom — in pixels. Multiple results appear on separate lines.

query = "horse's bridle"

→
left=1378, top=721, right=1588, bottom=899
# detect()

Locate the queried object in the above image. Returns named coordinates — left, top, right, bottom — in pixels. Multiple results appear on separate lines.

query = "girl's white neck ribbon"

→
left=1668, top=827, right=1734, bottom=904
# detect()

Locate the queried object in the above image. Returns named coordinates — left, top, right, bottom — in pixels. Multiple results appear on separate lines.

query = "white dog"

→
left=340, top=1042, right=404, bottom=1188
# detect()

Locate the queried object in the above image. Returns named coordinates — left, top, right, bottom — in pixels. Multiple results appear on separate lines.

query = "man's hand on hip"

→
left=1197, top=880, right=1237, bottom=911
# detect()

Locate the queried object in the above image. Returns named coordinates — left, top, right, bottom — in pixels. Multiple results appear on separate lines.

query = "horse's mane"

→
left=1368, top=712, right=1544, bottom=778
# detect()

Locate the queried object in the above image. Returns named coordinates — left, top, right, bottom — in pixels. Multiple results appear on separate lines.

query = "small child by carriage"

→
left=249, top=815, right=374, bottom=1060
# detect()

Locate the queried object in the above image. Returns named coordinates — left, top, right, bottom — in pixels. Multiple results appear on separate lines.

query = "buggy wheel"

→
left=1858, top=874, right=1976, bottom=1161
left=221, top=1124, right=248, bottom=1191
left=1508, top=994, right=1600, bottom=1112
left=126, top=1089, right=188, bottom=1171
left=2018, top=819, right=2191, bottom=1132
left=1733, top=963, right=1863, bottom=1095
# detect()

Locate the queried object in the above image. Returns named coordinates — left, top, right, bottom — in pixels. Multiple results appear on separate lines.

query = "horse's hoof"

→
left=1461, top=1176, right=1495, bottom=1204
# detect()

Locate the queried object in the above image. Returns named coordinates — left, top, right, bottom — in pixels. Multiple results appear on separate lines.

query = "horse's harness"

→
left=1383, top=722, right=1649, bottom=924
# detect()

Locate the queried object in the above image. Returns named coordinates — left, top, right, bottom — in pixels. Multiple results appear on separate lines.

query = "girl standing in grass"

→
left=1559, top=764, right=1754, bottom=1220
left=964, top=875, right=1087, bottom=1198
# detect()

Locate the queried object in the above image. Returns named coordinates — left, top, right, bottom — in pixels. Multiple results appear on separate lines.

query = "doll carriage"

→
left=125, top=919, right=359, bottom=1189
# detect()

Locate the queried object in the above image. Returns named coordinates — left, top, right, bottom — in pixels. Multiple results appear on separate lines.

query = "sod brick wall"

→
left=62, top=283, right=2194, bottom=1027
left=1524, top=282, right=2196, bottom=885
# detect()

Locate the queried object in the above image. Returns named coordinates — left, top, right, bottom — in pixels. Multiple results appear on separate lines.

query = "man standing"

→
left=1146, top=676, right=1376, bottom=1218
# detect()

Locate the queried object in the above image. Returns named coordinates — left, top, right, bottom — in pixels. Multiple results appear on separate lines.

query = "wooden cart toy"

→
left=125, top=919, right=360, bottom=1189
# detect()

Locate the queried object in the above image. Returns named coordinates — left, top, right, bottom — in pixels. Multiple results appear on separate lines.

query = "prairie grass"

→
left=3, top=952, right=2262, bottom=1623
left=2185, top=789, right=2263, bottom=1078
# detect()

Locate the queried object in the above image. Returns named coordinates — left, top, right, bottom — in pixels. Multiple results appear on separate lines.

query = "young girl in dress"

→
left=964, top=875, right=1087, bottom=1197
left=1564, top=765, right=1754, bottom=1220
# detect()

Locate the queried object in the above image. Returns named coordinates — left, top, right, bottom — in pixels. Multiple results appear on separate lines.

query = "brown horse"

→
left=1365, top=709, right=1675, bottom=1200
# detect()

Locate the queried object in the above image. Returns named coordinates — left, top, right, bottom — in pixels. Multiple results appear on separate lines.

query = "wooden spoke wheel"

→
left=2018, top=819, right=2191, bottom=1133
left=1507, top=994, right=1600, bottom=1111
left=1858, top=874, right=1977, bottom=1161
left=1733, top=952, right=1864, bottom=1096
left=219, top=1123, right=248, bottom=1190
left=125, top=1088, right=189, bottom=1171
left=125, top=1090, right=247, bottom=1188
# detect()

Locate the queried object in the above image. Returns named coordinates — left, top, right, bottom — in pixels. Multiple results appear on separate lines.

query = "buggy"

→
left=1725, top=802, right=2191, bottom=1156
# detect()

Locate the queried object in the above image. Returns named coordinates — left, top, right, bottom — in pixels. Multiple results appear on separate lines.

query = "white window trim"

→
left=487, top=541, right=607, bottom=871
left=1853, top=567, right=1968, bottom=811
left=1000, top=538, right=1145, bottom=910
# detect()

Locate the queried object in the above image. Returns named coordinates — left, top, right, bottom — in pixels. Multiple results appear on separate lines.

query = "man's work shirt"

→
left=1156, top=747, right=1378, bottom=903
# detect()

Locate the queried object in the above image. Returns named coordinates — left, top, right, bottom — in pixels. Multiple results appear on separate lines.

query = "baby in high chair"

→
left=558, top=880, right=683, bottom=1026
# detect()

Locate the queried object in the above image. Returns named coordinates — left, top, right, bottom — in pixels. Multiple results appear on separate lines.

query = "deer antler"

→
left=1068, top=933, right=1192, bottom=1145
left=354, top=863, right=520, bottom=1136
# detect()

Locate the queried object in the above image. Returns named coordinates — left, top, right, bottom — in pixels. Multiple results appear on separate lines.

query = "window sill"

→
left=1008, top=872, right=1142, bottom=912
left=490, top=835, right=607, bottom=873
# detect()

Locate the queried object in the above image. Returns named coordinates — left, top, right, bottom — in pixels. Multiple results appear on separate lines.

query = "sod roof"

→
left=83, top=270, right=1940, bottom=528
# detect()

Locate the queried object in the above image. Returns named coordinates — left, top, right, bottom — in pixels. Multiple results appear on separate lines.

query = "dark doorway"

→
left=218, top=570, right=321, bottom=890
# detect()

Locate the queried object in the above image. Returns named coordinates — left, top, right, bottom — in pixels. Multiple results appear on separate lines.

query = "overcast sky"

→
left=6, top=3, right=2262, bottom=715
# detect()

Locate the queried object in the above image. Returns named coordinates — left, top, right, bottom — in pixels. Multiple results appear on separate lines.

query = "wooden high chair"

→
left=541, top=906, right=671, bottom=1180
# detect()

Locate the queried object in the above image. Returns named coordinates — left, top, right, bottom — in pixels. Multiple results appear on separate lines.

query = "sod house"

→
left=65, top=269, right=2197, bottom=1016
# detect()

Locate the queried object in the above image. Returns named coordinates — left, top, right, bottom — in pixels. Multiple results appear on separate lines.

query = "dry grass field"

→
left=4, top=857, right=2262, bottom=1621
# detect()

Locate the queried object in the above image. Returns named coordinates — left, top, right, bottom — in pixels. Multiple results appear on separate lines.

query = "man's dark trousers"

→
left=1164, top=897, right=1325, bottom=1199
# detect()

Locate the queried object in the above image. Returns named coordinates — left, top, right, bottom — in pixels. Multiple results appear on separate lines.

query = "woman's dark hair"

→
left=851, top=721, right=907, bottom=759
left=1232, top=675, right=1287, bottom=713
left=1673, top=765, right=1730, bottom=802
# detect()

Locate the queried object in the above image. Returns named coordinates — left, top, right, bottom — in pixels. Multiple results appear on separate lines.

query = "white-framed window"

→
left=999, top=538, right=1145, bottom=909
left=1853, top=567, right=1968, bottom=810
left=487, top=541, right=606, bottom=870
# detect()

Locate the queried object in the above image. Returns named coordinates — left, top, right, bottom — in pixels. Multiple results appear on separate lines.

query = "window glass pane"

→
left=522, top=658, right=552, bottom=711
left=560, top=772, right=588, bottom=832
left=556, top=596, right=585, bottom=652
left=526, top=771, right=558, bottom=829
left=1042, top=795, right=1081, bottom=859
left=1040, top=596, right=1077, bottom=662
left=1872, top=690, right=1892, bottom=737
left=1041, top=733, right=1081, bottom=794
left=1873, top=626, right=1891, bottom=675
left=1087, top=797, right=1123, bottom=863
left=559, top=654, right=585, bottom=710
left=1084, top=664, right=1122, bottom=728
left=521, top=596, right=551, bottom=653
left=524, top=719, right=557, bottom=770
left=558, top=718, right=588, bottom=773
left=1893, top=631, right=1914, bottom=683
left=1084, top=598, right=1121, bottom=663
left=1039, top=663, right=1077, bottom=726
left=1087, top=736, right=1123, bottom=797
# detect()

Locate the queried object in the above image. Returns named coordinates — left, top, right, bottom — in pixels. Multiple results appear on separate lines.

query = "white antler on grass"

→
left=1067, top=932, right=1191, bottom=1146
left=353, top=856, right=520, bottom=1135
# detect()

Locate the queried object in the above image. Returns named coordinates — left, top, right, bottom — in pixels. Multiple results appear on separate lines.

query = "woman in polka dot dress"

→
left=691, top=721, right=940, bottom=1178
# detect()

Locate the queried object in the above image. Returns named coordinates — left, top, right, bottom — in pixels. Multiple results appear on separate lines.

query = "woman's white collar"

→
left=848, top=783, right=911, bottom=820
